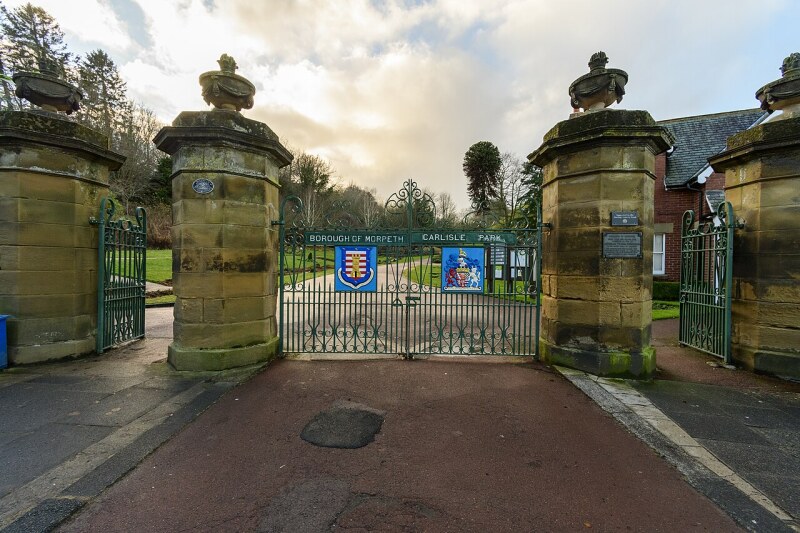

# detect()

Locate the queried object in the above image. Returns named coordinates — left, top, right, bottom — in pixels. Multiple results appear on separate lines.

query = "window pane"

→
left=653, top=234, right=665, bottom=275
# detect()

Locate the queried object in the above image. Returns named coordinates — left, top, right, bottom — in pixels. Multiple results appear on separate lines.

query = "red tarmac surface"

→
left=653, top=319, right=800, bottom=393
left=60, top=356, right=740, bottom=532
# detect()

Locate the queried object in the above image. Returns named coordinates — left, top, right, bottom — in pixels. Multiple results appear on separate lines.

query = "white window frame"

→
left=653, top=233, right=666, bottom=275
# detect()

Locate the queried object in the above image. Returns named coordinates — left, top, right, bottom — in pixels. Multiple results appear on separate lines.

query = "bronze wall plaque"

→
left=610, top=211, right=638, bottom=226
left=603, top=232, right=642, bottom=258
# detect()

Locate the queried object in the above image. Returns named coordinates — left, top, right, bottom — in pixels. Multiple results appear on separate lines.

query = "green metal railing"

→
left=276, top=179, right=542, bottom=359
left=93, top=198, right=147, bottom=353
left=678, top=201, right=734, bottom=363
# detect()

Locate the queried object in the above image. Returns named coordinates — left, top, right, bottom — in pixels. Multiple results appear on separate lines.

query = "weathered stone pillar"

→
left=709, top=53, right=800, bottom=378
left=528, top=53, right=672, bottom=378
left=154, top=55, right=291, bottom=371
left=0, top=71, right=124, bottom=364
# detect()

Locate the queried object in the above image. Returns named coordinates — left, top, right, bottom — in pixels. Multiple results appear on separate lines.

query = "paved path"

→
left=0, top=308, right=259, bottom=532
left=559, top=320, right=800, bottom=532
left=2, top=310, right=798, bottom=532
left=58, top=359, right=738, bottom=532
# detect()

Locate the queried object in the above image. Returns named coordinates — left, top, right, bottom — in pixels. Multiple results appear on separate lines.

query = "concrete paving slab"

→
left=58, top=386, right=177, bottom=427
left=0, top=424, right=112, bottom=498
left=664, top=411, right=772, bottom=445
left=25, top=375, right=146, bottom=394
left=697, top=440, right=800, bottom=478
left=744, top=473, right=800, bottom=518
left=0, top=386, right=108, bottom=433
left=752, top=427, right=800, bottom=456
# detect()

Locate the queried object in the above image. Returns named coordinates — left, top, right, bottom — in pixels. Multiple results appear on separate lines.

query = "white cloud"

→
left=4, top=0, right=133, bottom=53
left=4, top=0, right=798, bottom=207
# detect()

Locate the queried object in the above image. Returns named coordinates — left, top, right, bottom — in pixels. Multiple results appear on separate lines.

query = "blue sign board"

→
left=441, top=247, right=484, bottom=292
left=335, top=246, right=378, bottom=292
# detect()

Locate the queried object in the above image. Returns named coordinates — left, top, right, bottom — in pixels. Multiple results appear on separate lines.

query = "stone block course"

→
left=0, top=111, right=121, bottom=364
left=529, top=108, right=671, bottom=378
left=709, top=115, right=800, bottom=377
left=172, top=319, right=269, bottom=350
left=155, top=109, right=289, bottom=371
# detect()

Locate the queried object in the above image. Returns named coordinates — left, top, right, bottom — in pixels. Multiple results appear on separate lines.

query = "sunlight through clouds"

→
left=2, top=0, right=797, bottom=206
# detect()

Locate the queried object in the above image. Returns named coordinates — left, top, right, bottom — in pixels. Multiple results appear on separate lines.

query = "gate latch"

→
left=391, top=296, right=420, bottom=308
left=405, top=296, right=420, bottom=308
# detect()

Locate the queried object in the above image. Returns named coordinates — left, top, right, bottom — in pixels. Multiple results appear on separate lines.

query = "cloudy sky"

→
left=5, top=0, right=797, bottom=206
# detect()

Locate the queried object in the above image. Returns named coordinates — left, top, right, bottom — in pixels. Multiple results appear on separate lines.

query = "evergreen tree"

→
left=0, top=3, right=72, bottom=110
left=147, top=155, right=173, bottom=205
left=77, top=49, right=129, bottom=136
left=519, top=161, right=543, bottom=220
left=463, top=141, right=502, bottom=212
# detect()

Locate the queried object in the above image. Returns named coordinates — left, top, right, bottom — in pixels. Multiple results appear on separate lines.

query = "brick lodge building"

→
left=653, top=109, right=767, bottom=281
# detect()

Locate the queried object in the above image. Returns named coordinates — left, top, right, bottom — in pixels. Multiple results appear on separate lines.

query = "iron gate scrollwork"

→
left=92, top=197, right=147, bottom=353
left=276, top=179, right=542, bottom=359
left=679, top=201, right=734, bottom=363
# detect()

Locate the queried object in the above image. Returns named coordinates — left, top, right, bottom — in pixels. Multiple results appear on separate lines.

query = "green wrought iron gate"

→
left=276, top=180, right=542, bottom=359
left=93, top=198, right=147, bottom=353
left=679, top=201, right=734, bottom=363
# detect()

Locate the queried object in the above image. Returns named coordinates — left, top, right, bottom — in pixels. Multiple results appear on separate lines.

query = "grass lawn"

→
left=144, top=249, right=682, bottom=321
left=146, top=249, right=172, bottom=283
left=410, top=265, right=679, bottom=320
left=653, top=300, right=680, bottom=320
left=146, top=294, right=176, bottom=306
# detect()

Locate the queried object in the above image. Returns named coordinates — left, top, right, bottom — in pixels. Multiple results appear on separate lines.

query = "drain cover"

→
left=300, top=401, right=385, bottom=449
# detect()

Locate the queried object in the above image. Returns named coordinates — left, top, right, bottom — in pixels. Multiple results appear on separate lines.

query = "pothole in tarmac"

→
left=300, top=400, right=385, bottom=449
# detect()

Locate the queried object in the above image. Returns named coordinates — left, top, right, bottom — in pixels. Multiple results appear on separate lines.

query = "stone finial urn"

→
left=199, top=54, right=255, bottom=112
left=756, top=52, right=800, bottom=120
left=12, top=59, right=82, bottom=114
left=568, top=52, right=628, bottom=112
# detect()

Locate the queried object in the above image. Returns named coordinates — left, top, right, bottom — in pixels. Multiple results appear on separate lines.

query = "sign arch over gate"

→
left=276, top=179, right=542, bottom=359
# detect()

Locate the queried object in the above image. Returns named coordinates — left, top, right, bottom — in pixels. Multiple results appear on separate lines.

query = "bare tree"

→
left=338, top=184, right=382, bottom=227
left=496, top=152, right=525, bottom=225
left=436, top=192, right=458, bottom=227
left=279, top=150, right=336, bottom=227
left=112, top=103, right=163, bottom=214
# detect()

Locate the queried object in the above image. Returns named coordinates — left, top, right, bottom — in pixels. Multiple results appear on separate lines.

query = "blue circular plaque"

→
left=192, top=178, right=214, bottom=194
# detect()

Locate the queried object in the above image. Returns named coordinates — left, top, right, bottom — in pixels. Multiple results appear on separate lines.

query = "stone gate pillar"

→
left=154, top=55, right=292, bottom=371
left=528, top=53, right=672, bottom=378
left=0, top=70, right=124, bottom=364
left=708, top=53, right=800, bottom=378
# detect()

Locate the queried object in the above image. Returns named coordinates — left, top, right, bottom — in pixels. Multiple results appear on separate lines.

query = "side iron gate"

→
left=93, top=198, right=147, bottom=353
left=277, top=179, right=542, bottom=359
left=678, top=201, right=734, bottom=363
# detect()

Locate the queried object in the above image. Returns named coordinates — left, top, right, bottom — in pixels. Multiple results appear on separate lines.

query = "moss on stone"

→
left=726, top=115, right=800, bottom=150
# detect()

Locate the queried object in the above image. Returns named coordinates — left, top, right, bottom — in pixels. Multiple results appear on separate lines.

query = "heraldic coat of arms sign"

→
left=335, top=246, right=377, bottom=292
left=441, top=247, right=484, bottom=292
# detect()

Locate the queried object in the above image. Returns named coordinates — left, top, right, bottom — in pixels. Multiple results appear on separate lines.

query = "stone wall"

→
left=0, top=111, right=123, bottom=364
left=710, top=117, right=800, bottom=377
left=155, top=110, right=291, bottom=371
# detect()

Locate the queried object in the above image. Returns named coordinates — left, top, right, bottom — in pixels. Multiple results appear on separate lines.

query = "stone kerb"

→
left=529, top=109, right=673, bottom=378
left=0, top=110, right=124, bottom=364
left=154, top=109, right=291, bottom=371
left=709, top=116, right=800, bottom=378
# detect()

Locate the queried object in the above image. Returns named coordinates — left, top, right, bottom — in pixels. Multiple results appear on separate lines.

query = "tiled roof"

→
left=658, top=109, right=766, bottom=188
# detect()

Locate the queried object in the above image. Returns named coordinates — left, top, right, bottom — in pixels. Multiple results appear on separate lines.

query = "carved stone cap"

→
left=756, top=53, right=800, bottom=120
left=199, top=54, right=256, bottom=112
left=12, top=60, right=83, bottom=115
left=528, top=110, right=673, bottom=168
left=568, top=52, right=628, bottom=113
left=153, top=110, right=292, bottom=168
